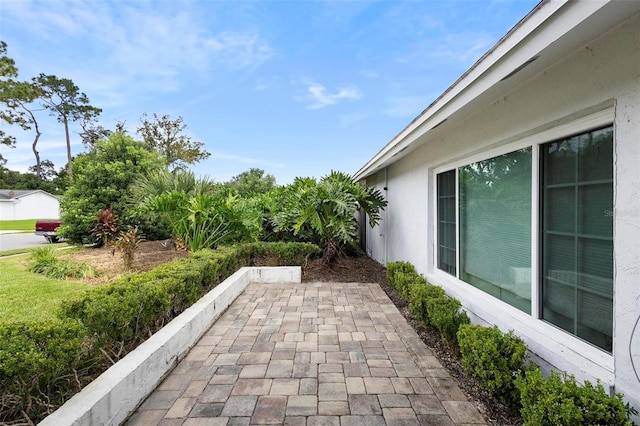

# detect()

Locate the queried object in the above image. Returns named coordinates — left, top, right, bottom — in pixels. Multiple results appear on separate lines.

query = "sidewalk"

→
left=127, top=281, right=486, bottom=426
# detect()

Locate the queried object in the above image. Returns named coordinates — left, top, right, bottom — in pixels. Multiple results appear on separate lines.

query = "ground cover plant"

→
left=28, top=246, right=98, bottom=279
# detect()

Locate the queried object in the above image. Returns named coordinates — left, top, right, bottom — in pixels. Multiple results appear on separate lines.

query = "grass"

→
left=0, top=218, right=59, bottom=232
left=0, top=254, right=88, bottom=322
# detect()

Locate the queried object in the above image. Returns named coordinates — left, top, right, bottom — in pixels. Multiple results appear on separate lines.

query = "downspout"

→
left=384, top=167, right=389, bottom=265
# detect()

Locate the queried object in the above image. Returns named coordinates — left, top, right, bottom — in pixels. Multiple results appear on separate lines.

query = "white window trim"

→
left=431, top=107, right=615, bottom=379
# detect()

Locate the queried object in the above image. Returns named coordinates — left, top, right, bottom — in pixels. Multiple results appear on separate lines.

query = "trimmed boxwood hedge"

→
left=0, top=242, right=320, bottom=424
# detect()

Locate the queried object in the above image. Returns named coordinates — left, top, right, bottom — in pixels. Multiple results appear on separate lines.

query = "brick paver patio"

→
left=127, top=282, right=486, bottom=425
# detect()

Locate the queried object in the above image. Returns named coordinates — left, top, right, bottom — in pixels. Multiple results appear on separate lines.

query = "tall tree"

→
left=0, top=41, right=19, bottom=147
left=227, top=168, right=276, bottom=197
left=0, top=42, right=48, bottom=178
left=5, top=82, right=44, bottom=178
left=34, top=73, right=102, bottom=180
left=137, top=113, right=210, bottom=169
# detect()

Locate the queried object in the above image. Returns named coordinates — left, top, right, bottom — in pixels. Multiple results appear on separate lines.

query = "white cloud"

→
left=297, top=79, right=362, bottom=110
left=4, top=1, right=274, bottom=82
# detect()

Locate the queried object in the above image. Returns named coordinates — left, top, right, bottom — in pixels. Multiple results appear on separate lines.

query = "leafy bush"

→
left=458, top=324, right=529, bottom=404
left=426, top=295, right=470, bottom=346
left=408, top=279, right=446, bottom=324
left=515, top=368, right=632, bottom=425
left=0, top=320, right=92, bottom=423
left=386, top=262, right=418, bottom=297
left=28, top=246, right=97, bottom=279
left=266, top=171, right=387, bottom=263
left=59, top=133, right=165, bottom=245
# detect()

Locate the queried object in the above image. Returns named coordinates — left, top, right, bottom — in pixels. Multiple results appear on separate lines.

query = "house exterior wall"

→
left=0, top=192, right=60, bottom=220
left=362, top=12, right=640, bottom=410
left=0, top=202, right=14, bottom=221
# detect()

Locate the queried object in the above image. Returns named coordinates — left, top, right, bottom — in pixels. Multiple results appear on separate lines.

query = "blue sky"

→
left=1, top=0, right=538, bottom=185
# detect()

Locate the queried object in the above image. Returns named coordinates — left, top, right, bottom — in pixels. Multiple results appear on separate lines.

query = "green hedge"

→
left=426, top=295, right=469, bottom=346
left=1, top=242, right=320, bottom=424
left=386, top=261, right=416, bottom=298
left=387, top=261, right=468, bottom=346
left=408, top=277, right=445, bottom=324
left=458, top=324, right=529, bottom=404
left=0, top=320, right=92, bottom=422
left=516, top=369, right=632, bottom=425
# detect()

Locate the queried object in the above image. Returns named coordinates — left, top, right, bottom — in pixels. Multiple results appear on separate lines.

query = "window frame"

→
left=432, top=107, right=615, bottom=359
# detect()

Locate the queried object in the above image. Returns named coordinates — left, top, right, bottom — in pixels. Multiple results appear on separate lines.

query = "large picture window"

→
left=540, top=126, right=613, bottom=352
left=459, top=148, right=532, bottom=313
left=435, top=125, right=613, bottom=352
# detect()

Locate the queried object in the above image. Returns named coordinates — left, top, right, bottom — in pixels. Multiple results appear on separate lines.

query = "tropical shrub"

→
left=133, top=171, right=263, bottom=250
left=458, top=324, right=529, bottom=404
left=268, top=171, right=387, bottom=263
left=516, top=369, right=633, bottom=425
left=91, top=207, right=120, bottom=247
left=114, top=226, right=144, bottom=270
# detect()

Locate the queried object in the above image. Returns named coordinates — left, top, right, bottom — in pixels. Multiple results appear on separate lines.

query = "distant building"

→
left=0, top=189, right=60, bottom=220
left=356, top=0, right=640, bottom=416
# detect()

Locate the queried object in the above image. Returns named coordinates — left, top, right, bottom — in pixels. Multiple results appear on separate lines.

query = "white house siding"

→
left=365, top=172, right=386, bottom=264
left=361, top=12, right=640, bottom=412
left=0, top=192, right=60, bottom=220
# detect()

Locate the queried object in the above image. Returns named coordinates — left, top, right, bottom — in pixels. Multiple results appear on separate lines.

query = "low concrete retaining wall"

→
left=39, top=266, right=301, bottom=426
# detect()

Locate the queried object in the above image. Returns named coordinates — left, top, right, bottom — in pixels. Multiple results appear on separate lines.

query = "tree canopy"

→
left=136, top=113, right=210, bottom=169
left=226, top=168, right=276, bottom=197
left=35, top=73, right=102, bottom=180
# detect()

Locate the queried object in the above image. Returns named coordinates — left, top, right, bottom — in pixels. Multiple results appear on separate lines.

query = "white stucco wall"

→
left=2, top=192, right=60, bottom=220
left=362, top=11, right=640, bottom=411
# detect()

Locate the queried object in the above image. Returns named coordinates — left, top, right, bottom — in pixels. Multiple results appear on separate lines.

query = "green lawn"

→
left=0, top=254, right=88, bottom=322
left=0, top=218, right=57, bottom=231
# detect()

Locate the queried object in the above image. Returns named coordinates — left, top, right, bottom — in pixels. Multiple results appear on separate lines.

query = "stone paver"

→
left=127, top=282, right=486, bottom=425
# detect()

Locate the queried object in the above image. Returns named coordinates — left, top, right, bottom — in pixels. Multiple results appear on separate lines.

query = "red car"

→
left=35, top=219, right=62, bottom=243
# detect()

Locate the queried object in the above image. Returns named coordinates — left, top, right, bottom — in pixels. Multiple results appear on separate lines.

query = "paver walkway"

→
left=127, top=282, right=486, bottom=426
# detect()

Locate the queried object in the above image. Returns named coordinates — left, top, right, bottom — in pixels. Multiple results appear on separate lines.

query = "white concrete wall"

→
left=362, top=12, right=640, bottom=411
left=365, top=171, right=387, bottom=264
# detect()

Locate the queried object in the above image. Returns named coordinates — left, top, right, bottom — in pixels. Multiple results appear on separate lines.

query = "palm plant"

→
left=283, top=171, right=387, bottom=263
